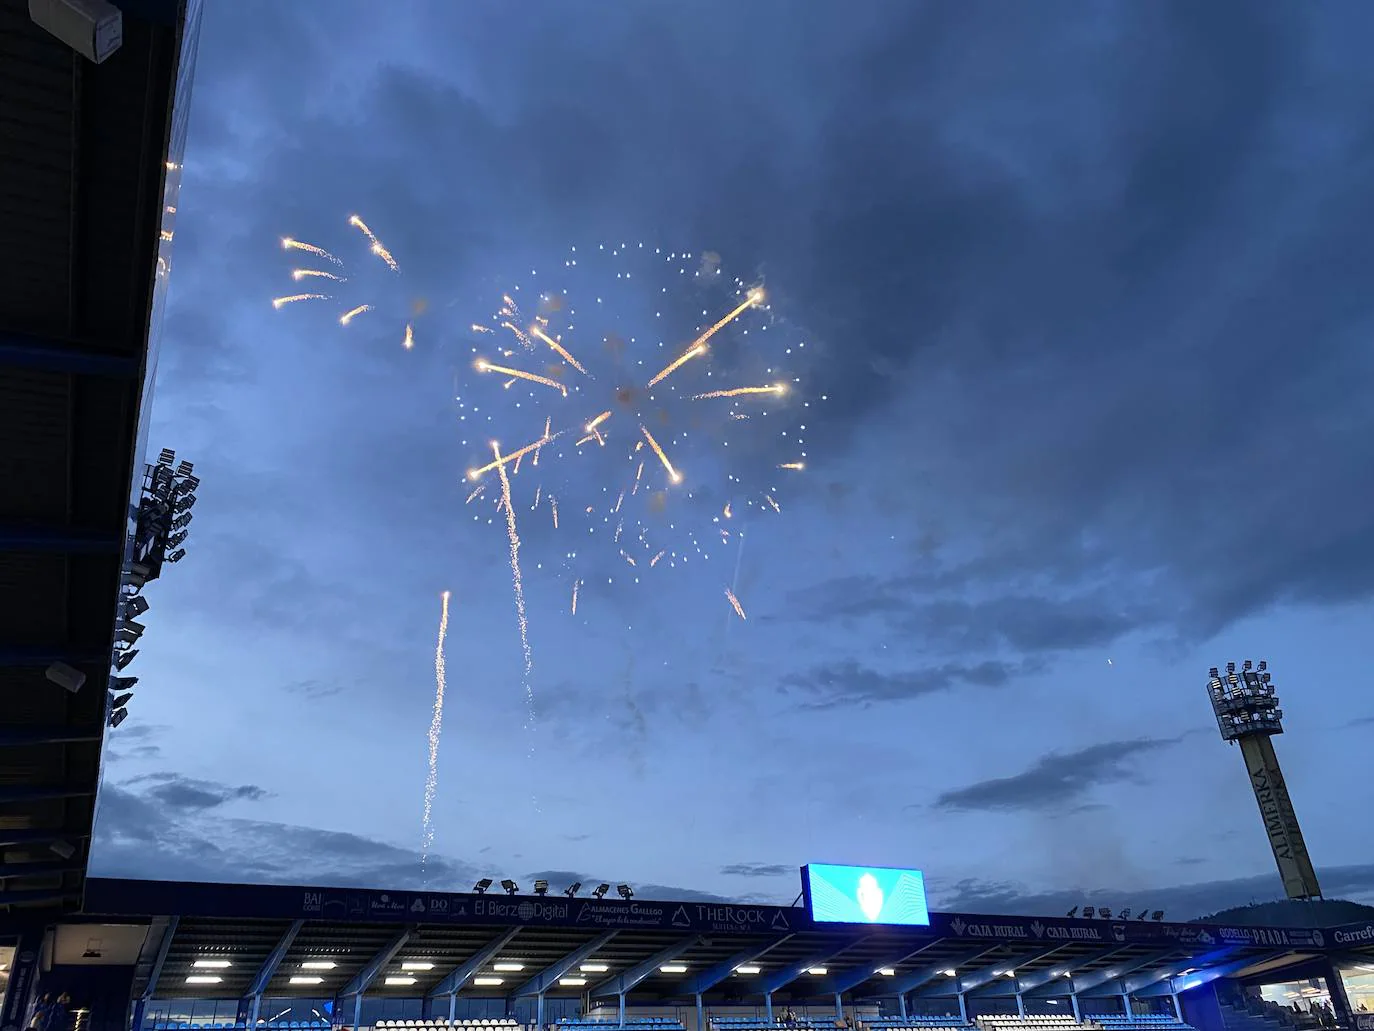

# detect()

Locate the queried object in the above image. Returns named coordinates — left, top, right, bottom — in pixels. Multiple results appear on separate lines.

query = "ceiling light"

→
left=559, top=977, right=587, bottom=987
left=1004, top=971, right=1017, bottom=978
left=401, top=961, right=434, bottom=971
left=193, top=960, right=232, bottom=969
left=301, top=961, right=336, bottom=970
left=473, top=977, right=503, bottom=987
left=943, top=969, right=957, bottom=977
left=877, top=968, right=896, bottom=976
left=580, top=963, right=609, bottom=973
left=493, top=962, right=525, bottom=972
left=735, top=965, right=760, bottom=975
left=185, top=976, right=221, bottom=985
left=807, top=967, right=828, bottom=976
left=289, top=977, right=323, bottom=986
left=384, top=976, right=416, bottom=987
left=660, top=964, right=688, bottom=974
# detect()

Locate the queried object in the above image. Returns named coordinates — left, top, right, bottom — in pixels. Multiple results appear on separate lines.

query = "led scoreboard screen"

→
left=802, top=863, right=931, bottom=926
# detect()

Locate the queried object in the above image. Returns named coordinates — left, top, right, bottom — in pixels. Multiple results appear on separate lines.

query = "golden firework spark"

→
left=475, top=358, right=568, bottom=396
left=725, top=587, right=747, bottom=621
left=632, top=461, right=644, bottom=495
left=339, top=303, right=372, bottom=325
left=571, top=578, right=581, bottom=614
left=646, top=288, right=765, bottom=388
left=691, top=384, right=786, bottom=400
left=550, top=496, right=559, bottom=528
left=421, top=589, right=450, bottom=879
left=650, top=550, right=665, bottom=567
left=282, top=238, right=342, bottom=265
left=493, top=442, right=536, bottom=731
left=531, top=325, right=588, bottom=375
left=723, top=502, right=733, bottom=519
left=532, top=418, right=552, bottom=467
left=272, top=293, right=329, bottom=308
left=403, top=324, right=415, bottom=350
left=766, top=495, right=781, bottom=513
left=587, top=411, right=612, bottom=433
left=640, top=426, right=682, bottom=484
left=466, top=430, right=556, bottom=480
left=292, top=268, right=345, bottom=282
left=465, top=484, right=487, bottom=504
left=348, top=214, right=399, bottom=272
left=471, top=323, right=494, bottom=334
left=778, top=461, right=805, bottom=470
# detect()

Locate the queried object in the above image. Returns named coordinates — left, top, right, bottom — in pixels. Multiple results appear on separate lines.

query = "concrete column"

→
left=765, top=995, right=774, bottom=1023
left=695, top=993, right=705, bottom=1031
left=618, top=994, right=626, bottom=1028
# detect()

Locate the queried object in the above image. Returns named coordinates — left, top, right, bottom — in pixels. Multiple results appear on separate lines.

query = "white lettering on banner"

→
left=476, top=899, right=572, bottom=922
left=1030, top=921, right=1103, bottom=941
left=303, top=891, right=323, bottom=913
left=949, top=918, right=1029, bottom=939
left=574, top=901, right=667, bottom=928
left=1333, top=924, right=1374, bottom=945
left=1219, top=927, right=1291, bottom=947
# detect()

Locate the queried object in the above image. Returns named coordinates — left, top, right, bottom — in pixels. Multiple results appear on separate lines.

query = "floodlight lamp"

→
left=110, top=675, right=137, bottom=692
left=1258, top=660, right=1267, bottom=671
left=108, top=707, right=128, bottom=729
left=1208, top=666, right=1219, bottom=677
left=564, top=882, right=582, bottom=897
left=1066, top=906, right=1078, bottom=917
left=616, top=883, right=633, bottom=900
left=1082, top=906, right=1095, bottom=918
left=501, top=878, right=519, bottom=895
left=474, top=879, right=492, bottom=894
left=168, top=530, right=188, bottom=548
left=158, top=449, right=175, bottom=466
left=591, top=884, right=610, bottom=899
left=176, top=460, right=194, bottom=476
left=167, top=547, right=187, bottom=563
left=1098, top=907, right=1112, bottom=918
left=533, top=880, right=549, bottom=896
left=110, top=691, right=133, bottom=709
left=125, top=594, right=150, bottom=618
left=172, top=512, right=193, bottom=530
left=1151, top=910, right=1164, bottom=921
left=1243, top=660, right=1252, bottom=671
left=113, top=648, right=138, bottom=671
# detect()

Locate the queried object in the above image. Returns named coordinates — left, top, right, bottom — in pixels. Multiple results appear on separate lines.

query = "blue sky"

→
left=92, top=0, right=1374, bottom=919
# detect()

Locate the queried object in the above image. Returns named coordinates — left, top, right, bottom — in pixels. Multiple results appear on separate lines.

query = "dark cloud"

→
left=933, top=739, right=1179, bottom=812
left=719, top=863, right=792, bottom=879
left=779, top=657, right=1039, bottom=709
left=936, top=863, right=1374, bottom=920
left=122, top=772, right=270, bottom=811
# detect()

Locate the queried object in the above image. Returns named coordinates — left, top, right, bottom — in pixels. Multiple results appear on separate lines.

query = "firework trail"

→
left=421, top=590, right=450, bottom=881
left=724, top=586, right=747, bottom=621
left=493, top=442, right=537, bottom=738
left=273, top=214, right=417, bottom=349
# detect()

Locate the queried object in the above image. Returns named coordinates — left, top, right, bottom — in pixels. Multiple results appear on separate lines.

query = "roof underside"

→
left=127, top=917, right=1310, bottom=1005
left=0, top=0, right=184, bottom=914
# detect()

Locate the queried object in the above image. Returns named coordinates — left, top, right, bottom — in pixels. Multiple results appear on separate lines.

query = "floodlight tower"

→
left=1207, top=661, right=1322, bottom=900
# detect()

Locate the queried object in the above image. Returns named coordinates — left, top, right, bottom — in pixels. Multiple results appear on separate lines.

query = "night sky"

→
left=91, top=0, right=1374, bottom=919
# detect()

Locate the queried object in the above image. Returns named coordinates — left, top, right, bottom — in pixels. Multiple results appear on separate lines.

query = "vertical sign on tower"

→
left=1207, top=661, right=1322, bottom=900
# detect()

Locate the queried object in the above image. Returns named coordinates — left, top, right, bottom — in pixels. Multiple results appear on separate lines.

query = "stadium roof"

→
left=0, top=0, right=198, bottom=915
left=81, top=878, right=1372, bottom=1004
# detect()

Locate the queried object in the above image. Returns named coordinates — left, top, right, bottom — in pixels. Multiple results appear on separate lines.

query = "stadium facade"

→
left=5, top=874, right=1374, bottom=1031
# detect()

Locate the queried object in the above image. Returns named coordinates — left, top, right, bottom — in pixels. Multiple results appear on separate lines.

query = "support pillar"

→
left=1169, top=994, right=1180, bottom=1022
left=618, top=993, right=626, bottom=1027
left=352, top=994, right=363, bottom=1030
left=695, top=993, right=705, bottom=1031
left=897, top=995, right=908, bottom=1021
left=957, top=994, right=967, bottom=1023
left=1321, top=961, right=1353, bottom=1029
left=765, top=994, right=774, bottom=1023
left=448, top=993, right=458, bottom=1025
left=1016, top=993, right=1025, bottom=1017
left=835, top=993, right=844, bottom=1022
left=536, top=993, right=545, bottom=1028
left=1122, top=994, right=1133, bottom=1019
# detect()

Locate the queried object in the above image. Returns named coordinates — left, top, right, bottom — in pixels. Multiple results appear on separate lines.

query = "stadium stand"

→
left=1089, top=1018, right=1195, bottom=1031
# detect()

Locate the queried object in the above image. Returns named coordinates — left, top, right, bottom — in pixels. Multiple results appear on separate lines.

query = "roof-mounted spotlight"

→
left=108, top=707, right=128, bottom=729
left=1151, top=910, right=1164, bottom=921
left=110, top=676, right=138, bottom=693
left=501, top=879, right=519, bottom=896
left=591, top=884, right=610, bottom=900
left=616, top=884, right=633, bottom=901
left=1066, top=906, right=1078, bottom=918
left=1097, top=907, right=1112, bottom=919
left=564, top=882, right=582, bottom=898
left=125, top=595, right=149, bottom=618
left=109, top=691, right=134, bottom=710
left=1082, top=906, right=1095, bottom=918
left=533, top=880, right=549, bottom=896
left=167, top=531, right=188, bottom=549
left=167, top=548, right=187, bottom=563
left=473, top=879, right=492, bottom=894
left=172, top=512, right=193, bottom=530
left=116, top=621, right=144, bottom=646
left=113, top=649, right=139, bottom=672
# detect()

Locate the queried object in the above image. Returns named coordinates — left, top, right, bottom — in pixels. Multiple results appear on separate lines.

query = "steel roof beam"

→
left=677, top=937, right=794, bottom=996
left=757, top=937, right=868, bottom=996
left=427, top=928, right=521, bottom=999
left=338, top=926, right=413, bottom=999
left=0, top=525, right=125, bottom=554
left=591, top=935, right=702, bottom=998
left=247, top=920, right=303, bottom=996
left=1065, top=948, right=1186, bottom=997
left=814, top=942, right=943, bottom=997
left=887, top=947, right=999, bottom=996
left=1126, top=950, right=1251, bottom=997
left=0, top=331, right=140, bottom=379
left=509, top=931, right=618, bottom=998
left=947, top=946, right=1068, bottom=998
left=1018, top=947, right=1128, bottom=997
